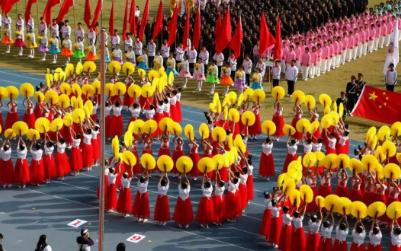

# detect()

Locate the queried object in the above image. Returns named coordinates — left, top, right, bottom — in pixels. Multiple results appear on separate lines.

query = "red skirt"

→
left=60, top=127, right=73, bottom=146
left=43, top=154, right=56, bottom=179
left=91, top=138, right=100, bottom=163
left=5, top=111, right=18, bottom=129
left=110, top=115, right=123, bottom=138
left=351, top=243, right=366, bottom=251
left=0, top=159, right=14, bottom=185
left=14, top=159, right=30, bottom=185
left=238, top=183, right=248, bottom=210
left=170, top=104, right=179, bottom=122
left=272, top=113, right=285, bottom=137
left=196, top=196, right=215, bottom=224
left=70, top=147, right=83, bottom=172
left=158, top=147, right=171, bottom=158
left=320, top=237, right=333, bottom=251
left=246, top=175, right=254, bottom=201
left=189, top=152, right=201, bottom=177
left=326, top=147, right=336, bottom=154
left=154, top=195, right=170, bottom=222
left=218, top=168, right=229, bottom=182
left=82, top=143, right=94, bottom=168
left=56, top=152, right=71, bottom=177
left=173, top=197, right=193, bottom=225
left=105, top=183, right=118, bottom=210
left=154, top=112, right=165, bottom=123
left=390, top=245, right=401, bottom=251
left=318, top=184, right=332, bottom=197
left=123, top=93, right=134, bottom=107
left=292, top=227, right=306, bottom=251
left=30, top=159, right=45, bottom=185
left=291, top=117, right=303, bottom=140
left=259, top=152, right=275, bottom=177
left=269, top=217, right=282, bottom=245
left=306, top=233, right=321, bottom=251
left=176, top=101, right=182, bottom=122
left=106, top=115, right=112, bottom=138
left=249, top=114, right=262, bottom=136
left=367, top=244, right=382, bottom=251
left=116, top=187, right=132, bottom=215
left=225, top=191, right=241, bottom=219
left=335, top=185, right=349, bottom=198
left=132, top=192, right=150, bottom=218
left=24, top=112, right=36, bottom=129
left=333, top=240, right=348, bottom=251
left=213, top=195, right=225, bottom=223
left=282, top=153, right=298, bottom=173
left=279, top=224, right=293, bottom=251
left=350, top=188, right=363, bottom=202
left=259, top=209, right=272, bottom=239
left=172, top=149, right=184, bottom=173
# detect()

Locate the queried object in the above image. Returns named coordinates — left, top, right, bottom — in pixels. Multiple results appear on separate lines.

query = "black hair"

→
left=163, top=98, right=168, bottom=104
left=247, top=155, right=253, bottom=165
left=344, top=131, right=349, bottom=137
left=234, top=171, right=240, bottom=178
left=139, top=176, right=147, bottom=183
left=232, top=177, right=239, bottom=184
left=115, top=102, right=121, bottom=107
left=35, top=234, right=47, bottom=251
left=242, top=167, right=248, bottom=174
left=266, top=137, right=272, bottom=144
left=310, top=214, right=318, bottom=222
left=75, top=134, right=82, bottom=139
left=35, top=142, right=42, bottom=150
left=116, top=242, right=126, bottom=251
left=282, top=206, right=289, bottom=214
left=46, top=141, right=54, bottom=148
left=317, top=138, right=322, bottom=143
left=160, top=177, right=168, bottom=186
left=94, top=126, right=100, bottom=131
left=271, top=199, right=277, bottom=207
left=204, top=181, right=211, bottom=189
left=158, top=101, right=164, bottom=106
left=59, top=138, right=65, bottom=144
left=356, top=225, right=364, bottom=233
left=149, top=105, right=155, bottom=110
left=3, top=144, right=10, bottom=151
left=263, top=192, right=271, bottom=199
left=394, top=227, right=401, bottom=235
left=108, top=167, right=114, bottom=174
left=290, top=139, right=296, bottom=145
left=122, top=172, right=128, bottom=179
left=293, top=211, right=300, bottom=218
left=218, top=180, right=225, bottom=187
left=86, top=129, right=92, bottom=135
left=373, top=226, right=380, bottom=235
left=306, top=138, right=312, bottom=144
left=181, top=181, right=188, bottom=189
left=133, top=103, right=139, bottom=108
left=339, top=222, right=347, bottom=230
left=323, top=220, right=331, bottom=228
left=19, top=144, right=26, bottom=151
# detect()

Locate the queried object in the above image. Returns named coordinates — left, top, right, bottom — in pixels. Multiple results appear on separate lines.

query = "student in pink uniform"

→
left=300, top=47, right=311, bottom=81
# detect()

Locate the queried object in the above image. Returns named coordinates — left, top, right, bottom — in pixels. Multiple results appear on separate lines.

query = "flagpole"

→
left=98, top=28, right=106, bottom=251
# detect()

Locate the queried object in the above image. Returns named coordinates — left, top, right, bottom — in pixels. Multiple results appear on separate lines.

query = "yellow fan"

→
left=338, top=154, right=350, bottom=168
left=384, top=163, right=401, bottom=180
left=72, top=83, right=82, bottom=97
left=75, top=61, right=83, bottom=75
left=44, top=90, right=59, bottom=105
left=184, top=124, right=195, bottom=141
left=82, top=84, right=95, bottom=97
left=382, top=140, right=397, bottom=158
left=34, top=117, right=50, bottom=133
left=366, top=127, right=377, bottom=142
left=315, top=195, right=325, bottom=209
left=60, top=82, right=71, bottom=95
left=300, top=184, right=314, bottom=204
left=62, top=113, right=73, bottom=127
left=131, top=119, right=145, bottom=135
left=391, top=122, right=401, bottom=137
left=334, top=197, right=352, bottom=215
left=295, top=119, right=311, bottom=134
left=367, top=201, right=387, bottom=218
left=0, top=87, right=8, bottom=100
left=108, top=60, right=121, bottom=74
left=261, top=120, right=276, bottom=136
left=6, top=86, right=19, bottom=99
left=319, top=93, right=332, bottom=108
left=288, top=189, right=301, bottom=208
left=228, top=108, right=240, bottom=123
left=349, top=158, right=364, bottom=173
left=83, top=61, right=97, bottom=73
left=157, top=155, right=174, bottom=173
left=159, top=117, right=173, bottom=133
left=283, top=178, right=296, bottom=195
left=50, top=118, right=63, bottom=132
left=112, top=82, right=127, bottom=96
left=351, top=201, right=368, bottom=219
left=291, top=90, right=305, bottom=105
left=122, top=62, right=135, bottom=76
left=305, top=95, right=316, bottom=110
left=302, top=152, right=317, bottom=168
left=105, top=83, right=114, bottom=97
left=26, top=128, right=39, bottom=140
left=386, top=201, right=401, bottom=220
left=141, top=84, right=154, bottom=97
left=33, top=92, right=44, bottom=104
left=251, top=89, right=266, bottom=103
left=72, top=108, right=85, bottom=124
left=324, top=194, right=340, bottom=212
left=361, top=154, right=378, bottom=172
left=20, top=83, right=34, bottom=98
left=378, top=126, right=391, bottom=142
left=198, top=157, right=216, bottom=173
left=138, top=68, right=147, bottom=79
left=211, top=127, right=227, bottom=143
left=169, top=122, right=182, bottom=136
left=283, top=124, right=296, bottom=136
left=111, top=136, right=119, bottom=155
left=213, top=154, right=226, bottom=170
left=271, top=86, right=285, bottom=100
left=92, top=80, right=101, bottom=95
left=241, top=111, right=256, bottom=126
left=141, top=153, right=156, bottom=170
left=234, top=134, right=247, bottom=154
left=122, top=150, right=137, bottom=167
left=314, top=151, right=325, bottom=164
left=322, top=154, right=339, bottom=171
left=143, top=119, right=158, bottom=135
left=64, top=63, right=75, bottom=78
left=176, top=156, right=193, bottom=174
left=128, top=84, right=141, bottom=98
left=12, top=121, right=28, bottom=136
left=199, top=123, right=210, bottom=139
left=148, top=69, right=160, bottom=81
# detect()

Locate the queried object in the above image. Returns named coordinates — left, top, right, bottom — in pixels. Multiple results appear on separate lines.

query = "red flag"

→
left=215, top=8, right=232, bottom=53
left=109, top=0, right=115, bottom=35
left=151, top=0, right=163, bottom=40
left=192, top=4, right=201, bottom=49
left=3, top=0, right=20, bottom=14
left=122, top=0, right=129, bottom=40
left=90, top=0, right=102, bottom=28
left=42, top=0, right=60, bottom=25
left=273, top=16, right=283, bottom=60
left=167, top=4, right=179, bottom=46
left=259, top=12, right=275, bottom=56
left=24, top=0, right=37, bottom=22
left=138, top=0, right=149, bottom=41
left=351, top=85, right=401, bottom=124
left=214, top=11, right=221, bottom=41
left=56, top=0, right=74, bottom=23
left=129, top=0, right=136, bottom=36
left=83, top=0, right=91, bottom=28
left=182, top=9, right=190, bottom=49
left=229, top=15, right=243, bottom=59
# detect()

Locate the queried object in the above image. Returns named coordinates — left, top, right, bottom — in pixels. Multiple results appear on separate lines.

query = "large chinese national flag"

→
left=351, top=85, right=401, bottom=124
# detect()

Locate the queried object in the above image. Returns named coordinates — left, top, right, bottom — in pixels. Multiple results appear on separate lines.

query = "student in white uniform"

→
left=35, top=234, right=53, bottom=251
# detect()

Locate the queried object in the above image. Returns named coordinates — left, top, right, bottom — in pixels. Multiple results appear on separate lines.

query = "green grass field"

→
left=0, top=0, right=395, bottom=141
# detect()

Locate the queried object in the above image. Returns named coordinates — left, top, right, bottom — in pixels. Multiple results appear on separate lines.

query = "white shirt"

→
left=293, top=216, right=304, bottom=229
left=321, top=225, right=333, bottom=239
left=161, top=44, right=170, bottom=58
left=72, top=138, right=81, bottom=148
left=138, top=181, right=148, bottom=194
left=187, top=49, right=198, bottom=63
left=175, top=47, right=185, bottom=61
left=199, top=50, right=209, bottom=64
left=385, top=70, right=397, bottom=85
left=229, top=57, right=237, bottom=71
left=61, top=25, right=71, bottom=38
left=111, top=35, right=121, bottom=46
left=17, top=148, right=28, bottom=159
left=352, top=229, right=366, bottom=245
left=392, top=232, right=401, bottom=246
left=202, top=185, right=213, bottom=198
left=272, top=65, right=281, bottom=80
left=369, top=230, right=382, bottom=246
left=50, top=24, right=59, bottom=37
left=282, top=213, right=293, bottom=225
left=242, top=59, right=253, bottom=74
left=134, top=41, right=143, bottom=55
left=227, top=181, right=237, bottom=193
left=213, top=52, right=224, bottom=66
left=16, top=18, right=24, bottom=31
left=328, top=137, right=337, bottom=149
left=31, top=149, right=43, bottom=161
left=287, top=143, right=297, bottom=155
left=335, top=226, right=348, bottom=242
left=308, top=220, right=321, bottom=233
left=27, top=18, right=35, bottom=30
left=112, top=106, right=122, bottom=116
left=157, top=183, right=169, bottom=196
left=122, top=177, right=131, bottom=188
left=214, top=184, right=225, bottom=197
left=83, top=133, right=92, bottom=145
left=285, top=65, right=299, bottom=81
left=87, top=30, right=96, bottom=45
left=44, top=145, right=54, bottom=155
left=108, top=173, right=117, bottom=184
left=43, top=245, right=52, bottom=251
left=129, top=107, right=141, bottom=118
left=39, top=22, right=47, bottom=36
left=312, top=143, right=322, bottom=152
left=262, top=143, right=273, bottom=155
left=57, top=142, right=67, bottom=153
left=1, top=148, right=11, bottom=161
left=303, top=143, right=312, bottom=154
left=178, top=184, right=190, bottom=200
left=148, top=42, right=156, bottom=56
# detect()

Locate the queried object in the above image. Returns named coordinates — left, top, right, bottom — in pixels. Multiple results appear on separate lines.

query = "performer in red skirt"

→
left=336, top=131, right=350, bottom=154
left=172, top=137, right=185, bottom=174
left=238, top=168, right=249, bottom=212
left=111, top=102, right=123, bottom=138
left=196, top=178, right=215, bottom=228
left=268, top=200, right=282, bottom=249
left=320, top=220, right=334, bottom=251
left=291, top=104, right=303, bottom=140
left=225, top=177, right=241, bottom=221
left=169, top=92, right=179, bottom=122
left=82, top=129, right=94, bottom=171
left=335, top=167, right=349, bottom=197
left=132, top=175, right=150, bottom=222
left=325, top=133, right=337, bottom=154
left=259, top=192, right=272, bottom=239
left=142, top=135, right=153, bottom=157
left=14, top=141, right=30, bottom=188
left=318, top=170, right=332, bottom=197
left=154, top=101, right=165, bottom=123
left=306, top=214, right=322, bottom=251
left=279, top=206, right=293, bottom=251
left=30, top=142, right=45, bottom=185
left=350, top=172, right=363, bottom=202
left=367, top=223, right=382, bottom=251
left=391, top=224, right=401, bottom=251
left=70, top=135, right=83, bottom=175
left=5, top=98, right=18, bottom=129
left=116, top=172, right=132, bottom=216
left=189, top=141, right=201, bottom=180
left=105, top=101, right=113, bottom=139
left=0, top=142, right=13, bottom=188
left=0, top=100, right=4, bottom=131
left=249, top=104, right=261, bottom=140
left=259, top=138, right=275, bottom=180
left=91, top=125, right=100, bottom=165
left=158, top=136, right=171, bottom=158
left=23, top=98, right=36, bottom=128
left=272, top=101, right=285, bottom=138
left=213, top=180, right=226, bottom=225
left=174, top=177, right=193, bottom=229
left=128, top=103, right=141, bottom=124
left=56, top=138, right=70, bottom=179
left=105, top=167, right=117, bottom=212
left=282, top=139, right=298, bottom=173
left=154, top=175, right=170, bottom=225
left=246, top=158, right=254, bottom=202
left=350, top=222, right=366, bottom=251
left=43, top=141, right=56, bottom=182
left=333, top=221, right=349, bottom=251
left=175, top=89, right=182, bottom=123
left=292, top=211, right=306, bottom=251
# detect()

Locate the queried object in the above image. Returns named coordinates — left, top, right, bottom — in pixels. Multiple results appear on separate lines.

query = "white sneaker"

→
left=41, top=58, right=46, bottom=61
